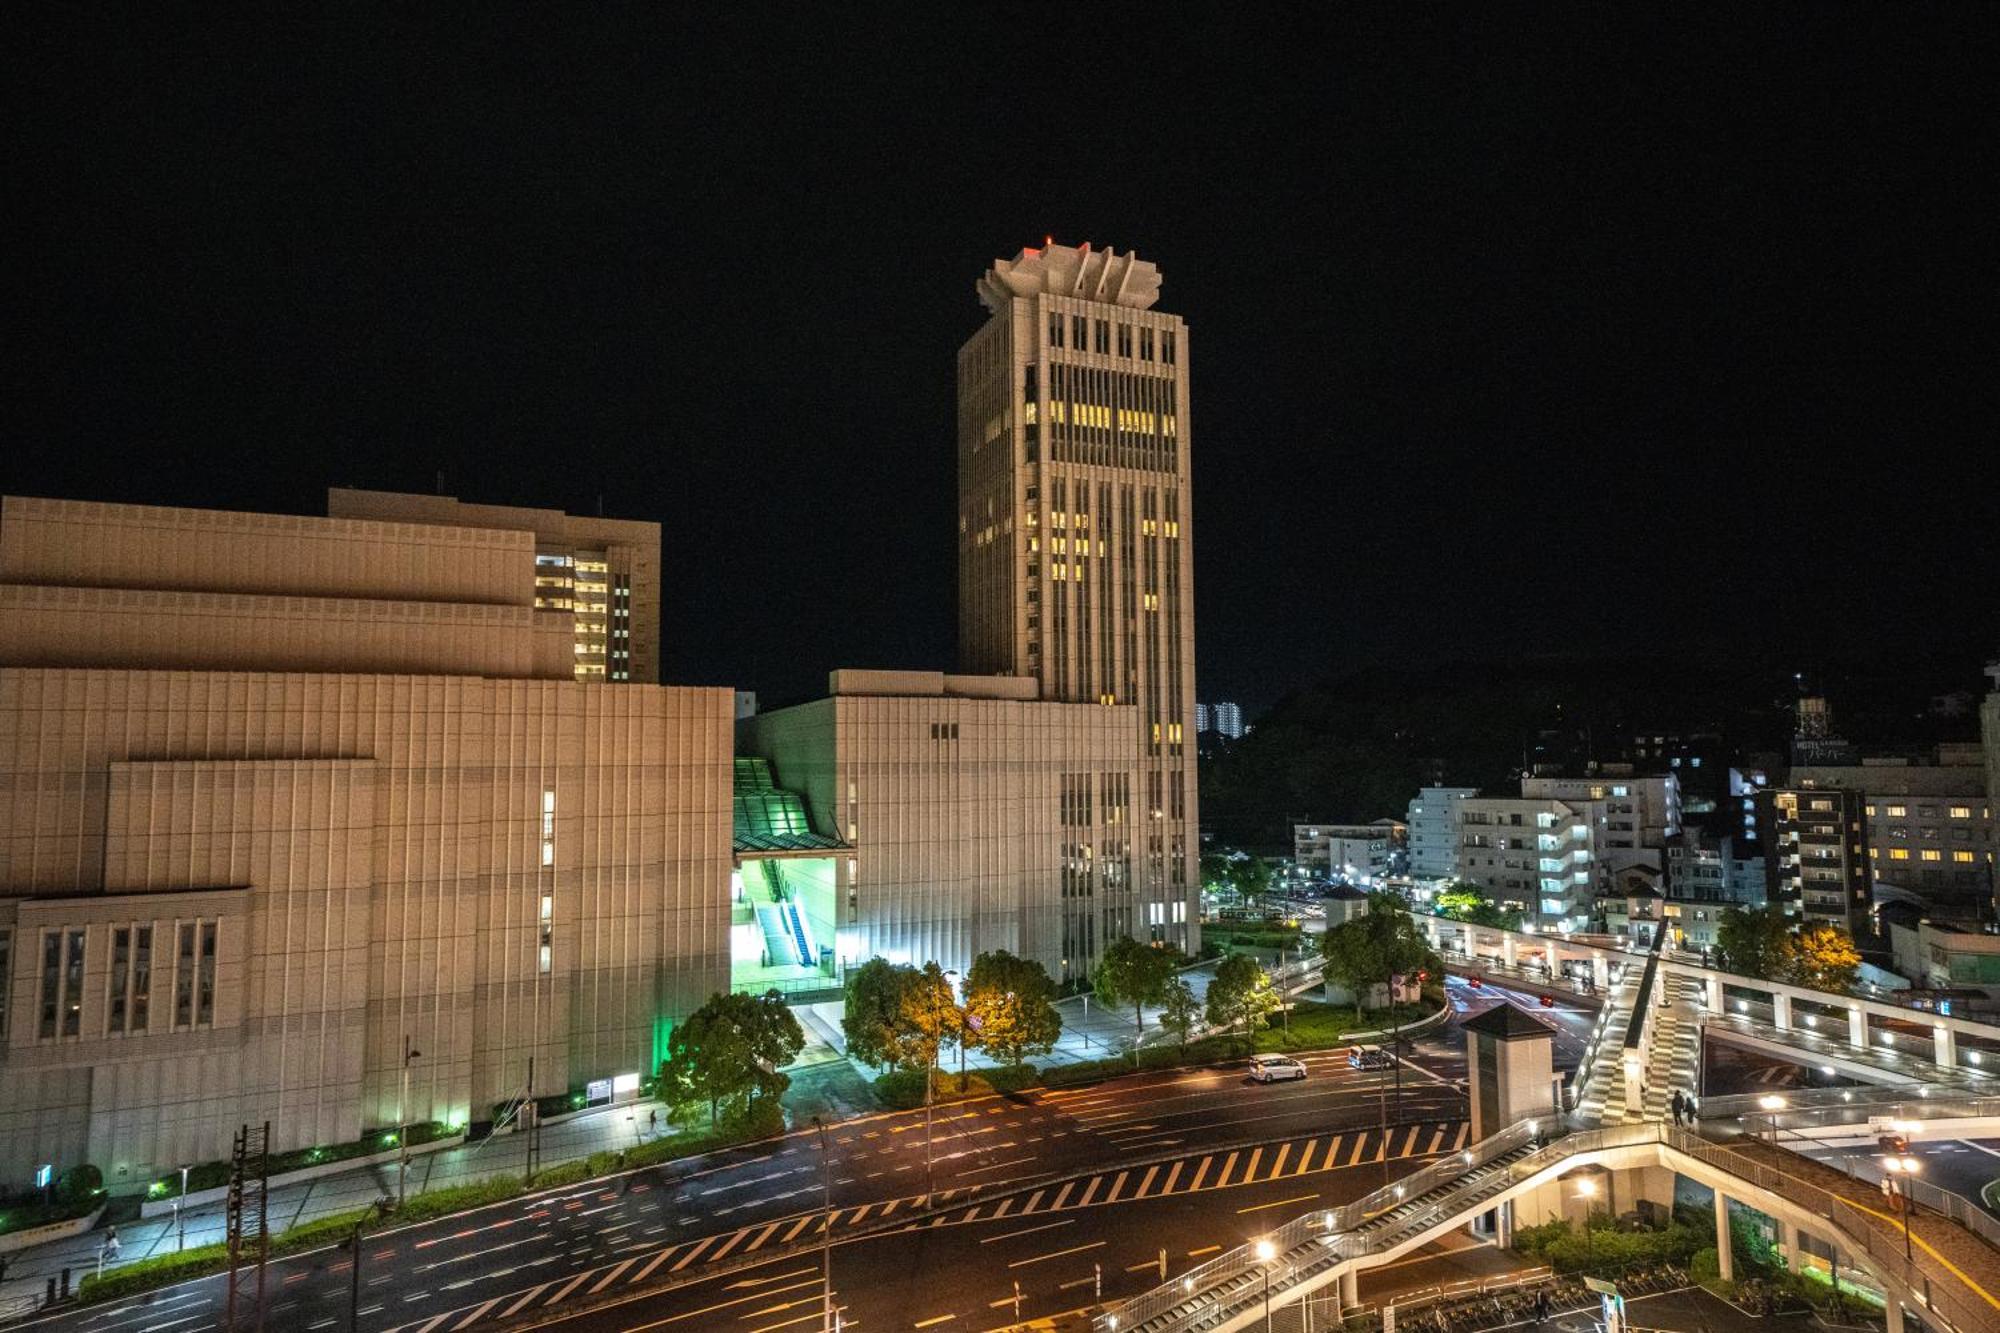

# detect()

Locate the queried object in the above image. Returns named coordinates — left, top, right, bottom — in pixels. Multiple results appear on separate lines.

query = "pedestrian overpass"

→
left=1096, top=919, right=2000, bottom=1333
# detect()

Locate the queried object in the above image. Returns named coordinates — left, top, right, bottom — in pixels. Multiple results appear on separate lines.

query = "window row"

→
left=24, top=919, right=218, bottom=1042
left=1046, top=313, right=1177, bottom=365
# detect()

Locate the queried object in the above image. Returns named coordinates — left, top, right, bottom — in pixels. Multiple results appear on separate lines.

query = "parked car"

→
left=1347, top=1044, right=1395, bottom=1071
left=1249, top=1054, right=1308, bottom=1083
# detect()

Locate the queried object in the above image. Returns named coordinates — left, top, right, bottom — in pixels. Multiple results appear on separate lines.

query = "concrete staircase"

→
left=1573, top=967, right=1644, bottom=1125
left=1637, top=971, right=1704, bottom=1120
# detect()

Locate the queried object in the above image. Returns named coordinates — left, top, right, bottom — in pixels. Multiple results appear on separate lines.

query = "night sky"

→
left=6, top=10, right=1994, bottom=713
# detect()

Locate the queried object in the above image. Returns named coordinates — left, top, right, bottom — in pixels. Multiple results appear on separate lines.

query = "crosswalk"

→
left=383, top=1121, right=1468, bottom=1332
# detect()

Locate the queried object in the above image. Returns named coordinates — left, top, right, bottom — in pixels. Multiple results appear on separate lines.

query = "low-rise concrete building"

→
left=1293, top=823, right=1391, bottom=884
left=1406, top=787, right=1478, bottom=881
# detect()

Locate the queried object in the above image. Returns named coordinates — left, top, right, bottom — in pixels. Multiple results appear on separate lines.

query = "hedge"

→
left=149, top=1120, right=454, bottom=1199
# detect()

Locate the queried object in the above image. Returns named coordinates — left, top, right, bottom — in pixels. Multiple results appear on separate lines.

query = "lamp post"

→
left=814, top=1116, right=835, bottom=1332
left=924, top=970, right=959, bottom=1207
left=1882, top=1155, right=1920, bottom=1262
left=398, top=1034, right=422, bottom=1207
left=1576, top=1176, right=1599, bottom=1269
left=175, top=1164, right=190, bottom=1251
left=1255, top=1238, right=1277, bottom=1332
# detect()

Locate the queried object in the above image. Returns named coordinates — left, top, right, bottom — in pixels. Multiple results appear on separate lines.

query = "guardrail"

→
left=1095, top=1121, right=2000, bottom=1333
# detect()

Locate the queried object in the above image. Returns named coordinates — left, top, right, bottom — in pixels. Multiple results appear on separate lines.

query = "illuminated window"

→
left=1953, top=851, right=1976, bottom=863
left=1864, top=805, right=1877, bottom=817
left=1888, top=848, right=1910, bottom=860
left=1920, top=849, right=1942, bottom=862
left=1886, top=805, right=1907, bottom=817
left=1949, top=806, right=1971, bottom=818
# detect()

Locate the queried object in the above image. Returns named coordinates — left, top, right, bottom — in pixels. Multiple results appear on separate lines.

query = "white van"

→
left=1347, top=1044, right=1394, bottom=1071
left=1249, top=1054, right=1308, bottom=1083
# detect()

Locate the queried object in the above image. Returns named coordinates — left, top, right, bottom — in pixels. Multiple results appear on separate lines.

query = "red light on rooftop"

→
left=1044, top=234, right=1054, bottom=247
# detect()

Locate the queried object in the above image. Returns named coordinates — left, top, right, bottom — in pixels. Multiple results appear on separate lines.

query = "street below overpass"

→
left=19, top=985, right=1595, bottom=1331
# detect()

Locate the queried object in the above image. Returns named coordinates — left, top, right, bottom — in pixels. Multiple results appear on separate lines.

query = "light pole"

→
left=175, top=1163, right=190, bottom=1251
left=814, top=1116, right=835, bottom=1332
left=924, top=970, right=959, bottom=1207
left=1576, top=1176, right=1598, bottom=1269
left=1882, top=1155, right=1920, bottom=1262
left=398, top=1034, right=422, bottom=1207
left=1255, top=1238, right=1276, bottom=1332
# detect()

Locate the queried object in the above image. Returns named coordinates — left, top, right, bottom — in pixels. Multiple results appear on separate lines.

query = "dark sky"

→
left=6, top=9, right=1995, bottom=713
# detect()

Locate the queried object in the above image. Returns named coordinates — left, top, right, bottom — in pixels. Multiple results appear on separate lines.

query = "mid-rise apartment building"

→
left=1406, top=786, right=1479, bottom=881
left=1293, top=823, right=1391, bottom=883
left=1793, top=744, right=1993, bottom=919
left=1196, top=701, right=1244, bottom=739
left=955, top=242, right=1200, bottom=961
left=1520, top=769, right=1681, bottom=874
left=1454, top=797, right=1596, bottom=930
left=1761, top=787, right=1872, bottom=937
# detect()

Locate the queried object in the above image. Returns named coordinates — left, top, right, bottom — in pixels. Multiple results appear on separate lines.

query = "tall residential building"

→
left=1198, top=701, right=1245, bottom=739
left=327, top=488, right=662, bottom=684
left=1793, top=744, right=1994, bottom=920
left=1520, top=770, right=1681, bottom=873
left=1406, top=786, right=1479, bottom=880
left=0, top=495, right=726, bottom=1186
left=955, top=242, right=1198, bottom=960
left=1761, top=787, right=1872, bottom=937
left=1454, top=797, right=1597, bottom=930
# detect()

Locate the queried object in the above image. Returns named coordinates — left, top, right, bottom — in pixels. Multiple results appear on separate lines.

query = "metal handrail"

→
left=1739, top=1113, right=2000, bottom=1254
left=1096, top=1121, right=2000, bottom=1333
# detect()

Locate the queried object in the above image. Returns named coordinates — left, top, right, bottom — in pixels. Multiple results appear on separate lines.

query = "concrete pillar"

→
left=1592, top=956, right=1610, bottom=989
left=1714, top=1192, right=1733, bottom=1281
left=1885, top=1299, right=1905, bottom=1333
left=1848, top=1006, right=1868, bottom=1049
left=1935, top=1023, right=1957, bottom=1070
left=1496, top=1199, right=1514, bottom=1249
left=1503, top=935, right=1518, bottom=968
left=1704, top=974, right=1723, bottom=1012
left=1773, top=1217, right=1794, bottom=1269
left=1773, top=993, right=1792, bottom=1030
left=1338, top=1267, right=1358, bottom=1308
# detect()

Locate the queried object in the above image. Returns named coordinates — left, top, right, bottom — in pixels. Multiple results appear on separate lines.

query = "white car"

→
left=1249, top=1054, right=1308, bottom=1083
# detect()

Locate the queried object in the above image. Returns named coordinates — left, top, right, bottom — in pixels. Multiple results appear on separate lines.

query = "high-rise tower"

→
left=957, top=242, right=1199, bottom=960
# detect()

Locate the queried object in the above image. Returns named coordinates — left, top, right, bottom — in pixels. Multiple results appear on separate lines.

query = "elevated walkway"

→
left=1097, top=1120, right=2000, bottom=1333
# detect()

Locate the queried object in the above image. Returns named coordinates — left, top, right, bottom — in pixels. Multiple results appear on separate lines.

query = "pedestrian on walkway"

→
left=1535, top=1287, right=1550, bottom=1322
left=1686, top=1093, right=1698, bottom=1126
left=1670, top=1089, right=1684, bottom=1126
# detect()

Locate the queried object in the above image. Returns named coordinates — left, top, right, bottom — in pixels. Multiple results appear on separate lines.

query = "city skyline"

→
left=6, top=10, right=1994, bottom=715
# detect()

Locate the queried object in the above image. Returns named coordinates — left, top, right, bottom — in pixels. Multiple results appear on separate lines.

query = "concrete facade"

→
left=956, top=242, right=1200, bottom=961
left=740, top=671, right=1137, bottom=986
left=1407, top=786, right=1478, bottom=881
left=0, top=497, right=728, bottom=1188
left=1793, top=746, right=1993, bottom=917
left=1292, top=824, right=1390, bottom=882
left=1455, top=797, right=1596, bottom=930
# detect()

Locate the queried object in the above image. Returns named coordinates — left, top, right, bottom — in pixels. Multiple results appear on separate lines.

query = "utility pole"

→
left=398, top=1035, right=422, bottom=1207
left=347, top=1225, right=363, bottom=1333
left=815, top=1116, right=835, bottom=1333
left=923, top=1055, right=935, bottom=1206
left=524, top=1056, right=540, bottom=1183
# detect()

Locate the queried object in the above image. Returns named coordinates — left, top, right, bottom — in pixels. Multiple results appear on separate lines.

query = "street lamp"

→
left=814, top=1116, right=835, bottom=1332
left=1255, top=1238, right=1277, bottom=1332
left=1576, top=1177, right=1599, bottom=1268
left=398, top=1035, right=422, bottom=1207
left=924, top=970, right=959, bottom=1207
left=1882, top=1155, right=1921, bottom=1262
left=175, top=1163, right=190, bottom=1251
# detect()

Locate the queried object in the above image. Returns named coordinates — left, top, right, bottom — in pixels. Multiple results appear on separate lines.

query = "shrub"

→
left=57, top=1163, right=103, bottom=1205
left=872, top=1068, right=930, bottom=1110
left=271, top=1208, right=376, bottom=1256
left=1689, top=1246, right=1720, bottom=1284
left=391, top=1174, right=523, bottom=1224
left=78, top=1244, right=228, bottom=1302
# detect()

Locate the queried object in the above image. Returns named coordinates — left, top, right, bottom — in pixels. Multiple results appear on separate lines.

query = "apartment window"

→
left=1920, top=849, right=1942, bottom=862
left=1888, top=848, right=1910, bottom=861
left=1887, top=805, right=1907, bottom=817
left=131, top=926, right=152, bottom=1032
left=539, top=894, right=554, bottom=973
left=1094, top=320, right=1109, bottom=354
left=1950, top=806, right=1972, bottom=819
left=1954, top=851, right=1977, bottom=863
left=175, top=923, right=196, bottom=1028
left=109, top=927, right=130, bottom=1033
left=198, top=922, right=217, bottom=1026
left=1162, top=331, right=1176, bottom=365
left=38, top=931, right=61, bottom=1040
left=62, top=929, right=85, bottom=1037
left=1139, top=328, right=1154, bottom=360
left=541, top=789, right=556, bottom=867
left=1048, top=313, right=1063, bottom=348
left=1117, top=324, right=1132, bottom=357
left=0, top=928, right=10, bottom=1041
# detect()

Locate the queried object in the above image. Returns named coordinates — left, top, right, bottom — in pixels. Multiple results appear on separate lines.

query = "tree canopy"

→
left=1715, top=906, right=1793, bottom=979
left=1158, top=976, right=1202, bottom=1057
left=1205, top=952, right=1281, bottom=1051
left=1432, top=881, right=1522, bottom=930
left=1788, top=924, right=1862, bottom=993
left=1092, top=936, right=1181, bottom=1063
left=1202, top=849, right=1273, bottom=899
left=1320, top=892, right=1438, bottom=1019
left=660, top=989, right=804, bottom=1123
left=964, top=949, right=1063, bottom=1067
left=841, top=957, right=918, bottom=1071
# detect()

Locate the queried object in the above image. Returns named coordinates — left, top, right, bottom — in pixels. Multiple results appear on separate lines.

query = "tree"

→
left=1092, top=937, right=1180, bottom=1064
left=1433, top=881, right=1522, bottom=930
left=900, top=961, right=964, bottom=1097
left=661, top=990, right=805, bottom=1124
left=1321, top=893, right=1438, bottom=1020
left=1159, top=976, right=1202, bottom=1058
left=1786, top=924, right=1861, bottom=993
left=1202, top=849, right=1272, bottom=900
left=1715, top=907, right=1793, bottom=979
left=1206, top=952, right=1281, bottom=1052
left=842, top=957, right=917, bottom=1071
left=964, top=950, right=1063, bottom=1067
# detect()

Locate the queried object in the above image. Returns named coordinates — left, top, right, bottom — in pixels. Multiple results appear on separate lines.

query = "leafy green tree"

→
left=1202, top=849, right=1273, bottom=900
left=964, top=949, right=1063, bottom=1067
left=1092, top=936, right=1180, bottom=1065
left=1205, top=952, right=1281, bottom=1052
left=900, top=961, right=965, bottom=1097
left=1159, top=976, right=1202, bottom=1058
left=841, top=957, right=917, bottom=1071
left=1433, top=881, right=1522, bottom=930
left=1715, top=907, right=1793, bottom=978
left=1320, top=893, right=1438, bottom=1020
left=1785, top=924, right=1861, bottom=993
left=660, top=990, right=805, bottom=1124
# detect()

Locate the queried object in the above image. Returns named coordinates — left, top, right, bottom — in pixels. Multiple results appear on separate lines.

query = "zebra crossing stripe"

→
left=1454, top=1124, right=1469, bottom=1150
left=740, top=1219, right=783, bottom=1253
left=1292, top=1139, right=1317, bottom=1175
left=780, top=1215, right=814, bottom=1243
left=1400, top=1125, right=1419, bottom=1156
left=631, top=1243, right=680, bottom=1283
left=1051, top=1181, right=1076, bottom=1209
left=1023, top=1189, right=1046, bottom=1211
left=670, top=1234, right=717, bottom=1271
left=1217, top=1151, right=1240, bottom=1186
left=1347, top=1136, right=1367, bottom=1167
left=543, top=1271, right=592, bottom=1306
left=707, top=1227, right=752, bottom=1262
left=499, top=1284, right=551, bottom=1318
left=847, top=1204, right=872, bottom=1224
left=448, top=1299, right=499, bottom=1330
left=1269, top=1144, right=1291, bottom=1176
left=1135, top=1165, right=1160, bottom=1197
left=587, top=1258, right=637, bottom=1294
left=1243, top=1147, right=1264, bottom=1181
left=1104, top=1171, right=1130, bottom=1203
left=1161, top=1162, right=1184, bottom=1194
left=1189, top=1157, right=1214, bottom=1191
left=990, top=1198, right=1014, bottom=1219
left=1077, top=1176, right=1102, bottom=1206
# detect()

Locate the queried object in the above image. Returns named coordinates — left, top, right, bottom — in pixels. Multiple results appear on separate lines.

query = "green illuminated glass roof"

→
left=734, top=757, right=846, bottom=854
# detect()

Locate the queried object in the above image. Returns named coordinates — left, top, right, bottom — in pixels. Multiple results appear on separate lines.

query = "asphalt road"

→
left=21, top=1031, right=1494, bottom=1332
left=1799, top=1135, right=2000, bottom=1221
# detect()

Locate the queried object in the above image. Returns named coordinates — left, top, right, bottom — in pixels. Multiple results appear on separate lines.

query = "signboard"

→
left=1583, top=1277, right=1620, bottom=1296
left=34, top=1163, right=52, bottom=1189
left=612, top=1072, right=641, bottom=1096
left=1381, top=1303, right=1395, bottom=1333
left=586, top=1077, right=614, bottom=1105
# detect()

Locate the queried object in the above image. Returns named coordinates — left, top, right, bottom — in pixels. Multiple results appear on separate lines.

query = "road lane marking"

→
left=670, top=1234, right=718, bottom=1271
left=1135, top=1164, right=1160, bottom=1197
left=1189, top=1156, right=1214, bottom=1191
left=1238, top=1192, right=1319, bottom=1215
left=1103, top=1171, right=1130, bottom=1202
left=981, top=1219, right=1074, bottom=1244
left=914, top=1315, right=957, bottom=1327
left=739, top=1220, right=784, bottom=1254
left=1269, top=1144, right=1291, bottom=1176
left=1050, top=1181, right=1076, bottom=1209
left=1216, top=1151, right=1240, bottom=1187
left=1161, top=1161, right=1184, bottom=1194
left=498, top=1283, right=551, bottom=1318
left=1076, top=1177, right=1102, bottom=1207
left=1348, top=1136, right=1367, bottom=1166
left=542, top=1271, right=592, bottom=1305
left=1188, top=1244, right=1221, bottom=1257
left=1242, top=1147, right=1264, bottom=1181
left=1009, top=1240, right=1107, bottom=1268
left=631, top=1244, right=680, bottom=1282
